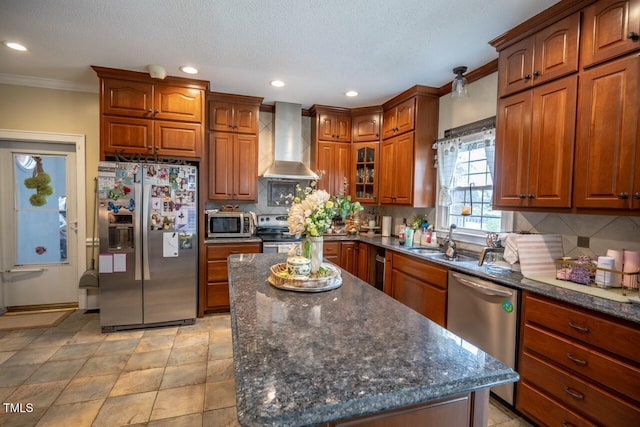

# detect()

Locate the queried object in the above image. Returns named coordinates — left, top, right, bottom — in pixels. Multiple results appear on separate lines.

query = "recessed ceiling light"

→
left=3, top=41, right=28, bottom=51
left=180, top=66, right=198, bottom=74
left=270, top=80, right=285, bottom=87
left=345, top=90, right=358, bottom=97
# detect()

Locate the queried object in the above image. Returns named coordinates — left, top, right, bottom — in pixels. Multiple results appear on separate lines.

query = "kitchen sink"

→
left=426, top=253, right=477, bottom=263
left=404, top=247, right=441, bottom=255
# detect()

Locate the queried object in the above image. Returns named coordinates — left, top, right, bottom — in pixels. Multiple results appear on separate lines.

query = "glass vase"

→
left=305, top=235, right=323, bottom=274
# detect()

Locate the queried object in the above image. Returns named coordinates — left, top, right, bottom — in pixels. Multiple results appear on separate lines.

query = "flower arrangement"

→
left=409, top=213, right=430, bottom=230
left=286, top=182, right=337, bottom=237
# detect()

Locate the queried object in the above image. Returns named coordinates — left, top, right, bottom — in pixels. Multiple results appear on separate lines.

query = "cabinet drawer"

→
left=206, top=243, right=261, bottom=260
left=323, top=241, right=341, bottom=256
left=524, top=323, right=640, bottom=402
left=207, top=282, right=230, bottom=308
left=517, top=382, right=598, bottom=427
left=392, top=253, right=447, bottom=289
left=207, top=260, right=228, bottom=283
left=523, top=292, right=640, bottom=363
left=520, top=351, right=640, bottom=426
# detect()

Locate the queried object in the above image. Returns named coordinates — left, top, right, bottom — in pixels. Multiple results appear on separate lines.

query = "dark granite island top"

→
left=228, top=253, right=519, bottom=427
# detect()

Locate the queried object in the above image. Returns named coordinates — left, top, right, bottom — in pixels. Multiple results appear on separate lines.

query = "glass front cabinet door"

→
left=352, top=143, right=379, bottom=204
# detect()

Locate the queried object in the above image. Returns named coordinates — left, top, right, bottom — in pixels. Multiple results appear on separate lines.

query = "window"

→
left=436, top=128, right=511, bottom=240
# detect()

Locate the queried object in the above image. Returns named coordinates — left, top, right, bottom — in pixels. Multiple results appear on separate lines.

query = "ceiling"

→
left=0, top=0, right=560, bottom=109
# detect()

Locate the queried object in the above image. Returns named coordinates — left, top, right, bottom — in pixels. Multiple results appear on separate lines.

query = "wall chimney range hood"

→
left=262, top=102, right=318, bottom=180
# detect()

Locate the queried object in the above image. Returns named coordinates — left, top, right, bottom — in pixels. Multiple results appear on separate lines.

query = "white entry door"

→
left=0, top=130, right=86, bottom=310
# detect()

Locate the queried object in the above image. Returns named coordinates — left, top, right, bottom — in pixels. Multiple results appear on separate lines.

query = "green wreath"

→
left=24, top=156, right=54, bottom=206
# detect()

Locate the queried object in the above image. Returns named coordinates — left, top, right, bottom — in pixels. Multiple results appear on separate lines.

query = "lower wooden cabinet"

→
left=205, top=242, right=261, bottom=313
left=324, top=240, right=372, bottom=284
left=385, top=251, right=448, bottom=327
left=517, top=291, right=640, bottom=426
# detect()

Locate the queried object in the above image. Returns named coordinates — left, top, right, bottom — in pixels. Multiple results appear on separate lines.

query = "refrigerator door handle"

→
left=142, top=182, right=151, bottom=280
left=134, top=181, right=143, bottom=281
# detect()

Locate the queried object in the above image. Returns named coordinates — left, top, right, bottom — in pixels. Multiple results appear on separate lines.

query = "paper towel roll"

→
left=381, top=216, right=392, bottom=237
left=622, top=250, right=640, bottom=289
left=595, top=256, right=615, bottom=288
left=606, top=249, right=623, bottom=287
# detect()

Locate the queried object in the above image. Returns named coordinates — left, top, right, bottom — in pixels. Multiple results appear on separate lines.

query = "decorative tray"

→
left=268, top=263, right=342, bottom=292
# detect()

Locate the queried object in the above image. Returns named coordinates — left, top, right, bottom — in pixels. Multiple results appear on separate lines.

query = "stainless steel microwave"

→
left=205, top=211, right=254, bottom=238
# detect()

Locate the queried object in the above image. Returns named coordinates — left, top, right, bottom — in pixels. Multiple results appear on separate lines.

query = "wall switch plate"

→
left=577, top=236, right=590, bottom=248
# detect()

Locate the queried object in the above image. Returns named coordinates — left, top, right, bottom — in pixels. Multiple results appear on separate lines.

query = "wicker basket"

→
left=268, top=263, right=342, bottom=292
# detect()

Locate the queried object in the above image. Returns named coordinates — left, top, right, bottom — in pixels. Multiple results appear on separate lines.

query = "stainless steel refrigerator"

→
left=97, top=161, right=198, bottom=332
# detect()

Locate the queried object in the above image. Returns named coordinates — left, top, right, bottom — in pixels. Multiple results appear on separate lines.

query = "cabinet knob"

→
left=154, top=110, right=159, bottom=114
left=628, top=32, right=639, bottom=41
left=147, top=109, right=153, bottom=113
left=375, top=133, right=379, bottom=137
left=518, top=194, right=526, bottom=199
left=523, top=74, right=531, bottom=81
left=618, top=192, right=629, bottom=199
left=228, top=124, right=234, bottom=128
left=633, top=192, right=640, bottom=200
left=527, top=193, right=535, bottom=199
left=532, top=70, right=540, bottom=78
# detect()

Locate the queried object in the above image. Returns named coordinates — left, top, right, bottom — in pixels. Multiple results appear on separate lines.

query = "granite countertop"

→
left=228, top=253, right=519, bottom=427
left=204, top=236, right=263, bottom=245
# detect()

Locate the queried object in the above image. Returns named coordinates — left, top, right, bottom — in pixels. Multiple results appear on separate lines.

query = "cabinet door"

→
left=391, top=269, right=446, bottom=326
left=316, top=142, right=335, bottom=193
left=323, top=241, right=340, bottom=264
left=356, top=242, right=370, bottom=283
left=582, top=0, right=640, bottom=68
left=233, top=134, right=258, bottom=201
left=339, top=242, right=357, bottom=273
left=528, top=75, right=577, bottom=208
left=352, top=113, right=380, bottom=142
left=208, top=101, right=235, bottom=132
left=494, top=91, right=532, bottom=207
left=382, top=108, right=397, bottom=139
left=318, top=113, right=337, bottom=140
left=333, top=143, right=351, bottom=195
left=334, top=115, right=352, bottom=142
left=379, top=139, right=396, bottom=203
left=102, top=79, right=153, bottom=118
left=154, top=121, right=202, bottom=158
left=574, top=54, right=639, bottom=209
left=498, top=37, right=534, bottom=97
left=393, top=133, right=414, bottom=205
left=532, top=13, right=580, bottom=86
left=208, top=133, right=235, bottom=200
left=394, top=98, right=415, bottom=135
left=154, top=86, right=203, bottom=122
left=352, top=143, right=378, bottom=203
left=233, top=104, right=259, bottom=134
left=316, top=142, right=350, bottom=195
left=102, top=116, right=153, bottom=155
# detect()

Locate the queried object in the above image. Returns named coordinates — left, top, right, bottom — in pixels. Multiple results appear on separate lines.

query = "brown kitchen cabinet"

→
left=93, top=66, right=207, bottom=159
left=574, top=53, right=640, bottom=210
left=208, top=93, right=261, bottom=134
left=494, top=75, right=577, bottom=209
left=208, top=132, right=258, bottom=201
left=379, top=133, right=414, bottom=205
left=339, top=241, right=357, bottom=274
left=322, top=241, right=341, bottom=264
left=581, top=0, right=640, bottom=68
left=205, top=242, right=261, bottom=313
left=382, top=98, right=415, bottom=139
left=497, top=13, right=580, bottom=98
left=385, top=251, right=448, bottom=327
left=352, top=143, right=379, bottom=204
left=316, top=110, right=352, bottom=142
left=351, top=110, right=381, bottom=142
left=315, top=142, right=352, bottom=196
left=517, top=291, right=640, bottom=426
left=354, top=242, right=371, bottom=283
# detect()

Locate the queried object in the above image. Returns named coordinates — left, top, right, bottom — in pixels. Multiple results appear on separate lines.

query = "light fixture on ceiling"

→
left=451, top=66, right=469, bottom=98
left=147, top=64, right=167, bottom=79
left=345, top=90, right=358, bottom=97
left=180, top=65, right=198, bottom=75
left=270, top=80, right=285, bottom=87
left=3, top=41, right=28, bottom=51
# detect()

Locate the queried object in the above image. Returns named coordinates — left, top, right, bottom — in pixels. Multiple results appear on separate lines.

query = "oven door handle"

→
left=452, top=273, right=513, bottom=298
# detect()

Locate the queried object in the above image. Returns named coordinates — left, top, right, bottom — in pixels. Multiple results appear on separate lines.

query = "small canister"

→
left=286, top=256, right=311, bottom=278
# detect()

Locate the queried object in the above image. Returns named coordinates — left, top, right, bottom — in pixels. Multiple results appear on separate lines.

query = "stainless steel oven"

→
left=256, top=214, right=302, bottom=254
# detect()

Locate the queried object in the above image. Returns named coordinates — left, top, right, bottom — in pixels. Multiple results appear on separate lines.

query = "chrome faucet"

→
left=442, top=224, right=457, bottom=259
left=478, top=246, right=505, bottom=266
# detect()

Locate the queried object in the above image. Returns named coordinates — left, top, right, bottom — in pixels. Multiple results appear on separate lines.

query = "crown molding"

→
left=0, top=73, right=98, bottom=93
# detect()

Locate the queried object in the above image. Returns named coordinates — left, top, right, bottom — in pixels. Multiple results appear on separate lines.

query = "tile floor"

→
left=0, top=311, right=533, bottom=426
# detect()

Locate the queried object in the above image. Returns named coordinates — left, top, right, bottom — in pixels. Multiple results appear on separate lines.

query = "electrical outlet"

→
left=577, top=236, right=590, bottom=248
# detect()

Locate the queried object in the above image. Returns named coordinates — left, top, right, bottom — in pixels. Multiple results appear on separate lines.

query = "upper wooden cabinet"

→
left=208, top=93, right=261, bottom=134
left=498, top=13, right=580, bottom=97
left=382, top=98, right=415, bottom=139
left=494, top=75, right=578, bottom=209
left=93, top=66, right=208, bottom=160
left=581, top=0, right=640, bottom=68
left=380, top=133, right=414, bottom=205
left=352, top=111, right=381, bottom=142
left=574, top=53, right=640, bottom=209
left=315, top=109, right=352, bottom=142
left=315, top=142, right=351, bottom=196
left=352, top=143, right=379, bottom=204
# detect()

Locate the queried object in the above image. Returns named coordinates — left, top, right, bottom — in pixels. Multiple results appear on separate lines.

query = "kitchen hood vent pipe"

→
left=262, top=102, right=319, bottom=180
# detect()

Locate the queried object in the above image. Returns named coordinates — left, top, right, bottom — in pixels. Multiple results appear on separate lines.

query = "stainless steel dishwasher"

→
left=446, top=271, right=519, bottom=405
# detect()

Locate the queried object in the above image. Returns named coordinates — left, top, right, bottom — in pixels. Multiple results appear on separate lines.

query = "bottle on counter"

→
left=399, top=230, right=405, bottom=246
left=405, top=227, right=414, bottom=247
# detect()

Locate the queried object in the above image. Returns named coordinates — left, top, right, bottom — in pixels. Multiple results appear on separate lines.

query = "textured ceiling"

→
left=0, top=0, right=560, bottom=108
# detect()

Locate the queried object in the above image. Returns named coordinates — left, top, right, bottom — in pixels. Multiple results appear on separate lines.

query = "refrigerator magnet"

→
left=163, top=232, right=179, bottom=257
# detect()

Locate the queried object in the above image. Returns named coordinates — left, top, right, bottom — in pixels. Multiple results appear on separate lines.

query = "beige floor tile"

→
left=67, top=330, right=107, bottom=345
left=150, top=384, right=204, bottom=421
left=75, top=354, right=129, bottom=377
left=0, top=386, right=16, bottom=402
left=0, top=364, right=40, bottom=387
left=6, top=379, right=68, bottom=409
left=0, top=350, right=17, bottom=365
left=49, top=342, right=101, bottom=361
left=207, top=358, right=234, bottom=383
left=489, top=398, right=515, bottom=425
left=0, top=407, right=47, bottom=427
left=147, top=412, right=203, bottom=427
left=173, top=331, right=209, bottom=348
left=209, top=341, right=233, bottom=360
left=210, top=328, right=233, bottom=343
left=143, top=326, right=179, bottom=337
left=167, top=344, right=208, bottom=366
left=104, top=330, right=145, bottom=341
left=28, top=333, right=73, bottom=348
left=125, top=348, right=171, bottom=371
left=36, top=399, right=104, bottom=427
left=55, top=374, right=118, bottom=404
left=160, top=362, right=206, bottom=389
left=203, top=406, right=241, bottom=427
left=2, top=346, right=58, bottom=366
left=0, top=335, right=38, bottom=351
left=204, top=379, right=236, bottom=411
left=24, top=358, right=85, bottom=384
left=136, top=334, right=176, bottom=353
left=93, top=391, right=156, bottom=426
left=93, top=337, right=140, bottom=356
left=110, top=367, right=164, bottom=396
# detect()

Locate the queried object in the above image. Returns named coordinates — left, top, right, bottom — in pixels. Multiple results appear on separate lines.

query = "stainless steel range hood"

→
left=262, top=102, right=319, bottom=180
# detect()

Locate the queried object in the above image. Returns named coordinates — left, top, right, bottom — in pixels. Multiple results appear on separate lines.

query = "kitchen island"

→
left=228, top=253, right=519, bottom=426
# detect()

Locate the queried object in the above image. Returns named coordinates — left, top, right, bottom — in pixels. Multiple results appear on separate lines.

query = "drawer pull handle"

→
left=568, top=321, right=589, bottom=333
left=566, top=353, right=587, bottom=365
left=564, top=386, right=585, bottom=400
